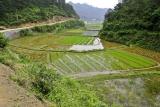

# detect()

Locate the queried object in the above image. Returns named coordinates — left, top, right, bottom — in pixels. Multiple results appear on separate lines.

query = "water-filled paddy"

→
left=84, top=76, right=160, bottom=107
left=83, top=30, right=99, bottom=36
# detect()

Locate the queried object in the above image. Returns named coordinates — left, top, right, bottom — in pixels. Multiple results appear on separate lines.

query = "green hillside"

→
left=0, top=0, right=78, bottom=26
left=100, top=0, right=160, bottom=51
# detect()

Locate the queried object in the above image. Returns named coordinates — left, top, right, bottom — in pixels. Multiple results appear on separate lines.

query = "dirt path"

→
left=70, top=64, right=160, bottom=78
left=0, top=19, right=72, bottom=33
left=0, top=19, right=72, bottom=39
left=70, top=71, right=119, bottom=78
left=0, top=64, right=48, bottom=107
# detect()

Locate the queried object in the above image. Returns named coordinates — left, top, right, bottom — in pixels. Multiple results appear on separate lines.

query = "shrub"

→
left=12, top=63, right=106, bottom=107
left=20, top=29, right=33, bottom=37
left=100, top=0, right=160, bottom=52
left=0, top=33, right=8, bottom=48
left=30, top=20, right=84, bottom=33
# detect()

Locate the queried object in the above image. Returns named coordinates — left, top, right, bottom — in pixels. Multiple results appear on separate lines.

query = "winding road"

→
left=0, top=19, right=72, bottom=39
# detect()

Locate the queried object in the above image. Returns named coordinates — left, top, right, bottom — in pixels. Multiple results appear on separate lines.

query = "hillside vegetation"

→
left=0, top=33, right=8, bottom=48
left=0, top=0, right=78, bottom=26
left=19, top=20, right=84, bottom=36
left=100, top=0, right=160, bottom=51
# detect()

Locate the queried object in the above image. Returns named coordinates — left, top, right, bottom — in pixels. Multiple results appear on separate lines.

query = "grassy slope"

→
left=0, top=64, right=48, bottom=107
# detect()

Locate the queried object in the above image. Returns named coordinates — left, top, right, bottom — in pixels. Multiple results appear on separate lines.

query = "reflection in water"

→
left=83, top=30, right=99, bottom=37
left=101, top=77, right=160, bottom=107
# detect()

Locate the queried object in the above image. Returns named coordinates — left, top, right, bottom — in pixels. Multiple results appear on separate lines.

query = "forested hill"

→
left=100, top=0, right=160, bottom=51
left=0, top=0, right=78, bottom=26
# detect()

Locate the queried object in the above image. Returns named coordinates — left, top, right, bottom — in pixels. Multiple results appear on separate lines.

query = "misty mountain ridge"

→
left=69, top=2, right=108, bottom=22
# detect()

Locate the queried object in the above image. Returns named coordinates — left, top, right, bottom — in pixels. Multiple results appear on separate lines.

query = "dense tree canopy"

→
left=100, top=0, right=160, bottom=51
left=0, top=0, right=78, bottom=26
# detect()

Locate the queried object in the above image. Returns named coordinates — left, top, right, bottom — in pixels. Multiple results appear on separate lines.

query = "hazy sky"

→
left=66, top=0, right=118, bottom=8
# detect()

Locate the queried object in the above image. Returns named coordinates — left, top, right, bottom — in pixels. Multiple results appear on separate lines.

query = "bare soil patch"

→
left=0, top=64, right=47, bottom=107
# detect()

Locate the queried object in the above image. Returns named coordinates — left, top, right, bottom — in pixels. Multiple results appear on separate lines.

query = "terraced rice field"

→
left=9, top=29, right=95, bottom=51
left=8, top=28, right=158, bottom=75
left=85, top=23, right=102, bottom=30
left=50, top=50, right=157, bottom=75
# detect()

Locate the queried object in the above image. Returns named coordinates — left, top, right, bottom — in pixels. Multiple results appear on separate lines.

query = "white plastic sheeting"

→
left=69, top=38, right=104, bottom=52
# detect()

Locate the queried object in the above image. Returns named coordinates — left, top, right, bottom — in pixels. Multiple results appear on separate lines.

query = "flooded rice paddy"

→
left=90, top=76, right=160, bottom=107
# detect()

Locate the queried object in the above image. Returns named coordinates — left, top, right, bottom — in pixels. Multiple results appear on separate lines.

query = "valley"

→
left=0, top=0, right=160, bottom=106
left=5, top=23, right=160, bottom=107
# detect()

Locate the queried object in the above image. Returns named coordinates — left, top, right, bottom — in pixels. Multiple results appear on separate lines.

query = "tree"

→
left=100, top=0, right=160, bottom=51
left=0, top=33, right=8, bottom=48
left=0, top=0, right=78, bottom=26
